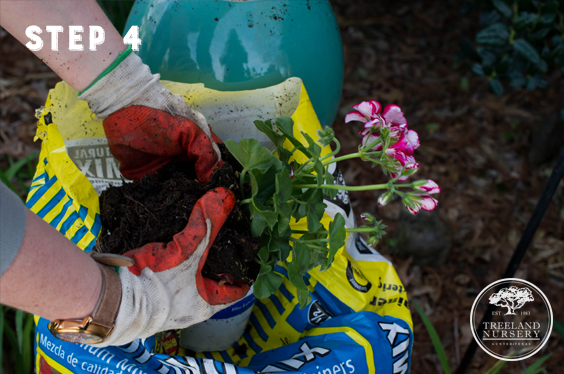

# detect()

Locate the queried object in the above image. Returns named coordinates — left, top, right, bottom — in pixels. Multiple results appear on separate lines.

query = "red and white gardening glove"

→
left=93, top=187, right=249, bottom=347
left=78, top=47, right=221, bottom=182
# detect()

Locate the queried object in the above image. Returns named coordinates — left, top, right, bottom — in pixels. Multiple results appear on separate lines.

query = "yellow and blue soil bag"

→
left=28, top=78, right=413, bottom=374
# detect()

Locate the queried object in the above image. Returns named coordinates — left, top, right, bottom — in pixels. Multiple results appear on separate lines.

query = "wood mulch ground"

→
left=1, top=1, right=562, bottom=373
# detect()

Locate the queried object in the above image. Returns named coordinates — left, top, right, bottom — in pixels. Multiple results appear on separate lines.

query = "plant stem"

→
left=346, top=227, right=381, bottom=233
left=320, top=138, right=341, bottom=162
left=322, top=152, right=362, bottom=165
left=293, top=183, right=388, bottom=191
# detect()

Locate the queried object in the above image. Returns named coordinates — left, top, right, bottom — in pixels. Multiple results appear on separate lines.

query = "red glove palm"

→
left=95, top=187, right=249, bottom=347
left=103, top=105, right=221, bottom=182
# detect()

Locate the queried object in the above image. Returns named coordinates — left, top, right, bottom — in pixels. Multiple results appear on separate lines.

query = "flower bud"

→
left=413, top=179, right=440, bottom=194
left=402, top=196, right=419, bottom=215
left=378, top=192, right=393, bottom=207
left=360, top=213, right=376, bottom=225
left=367, top=235, right=379, bottom=247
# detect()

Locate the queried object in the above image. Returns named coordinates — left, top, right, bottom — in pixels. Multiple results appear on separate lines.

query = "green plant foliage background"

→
left=469, top=0, right=564, bottom=95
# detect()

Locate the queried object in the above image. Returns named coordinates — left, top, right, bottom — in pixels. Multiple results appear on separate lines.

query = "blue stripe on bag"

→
left=50, top=199, right=73, bottom=229
left=36, top=189, right=66, bottom=218
left=219, top=350, right=232, bottom=364
left=278, top=284, right=294, bottom=303
left=92, top=213, right=102, bottom=236
left=71, top=225, right=89, bottom=244
left=60, top=211, right=79, bottom=235
left=268, top=294, right=285, bottom=315
left=249, top=314, right=269, bottom=342
left=25, top=173, right=58, bottom=208
left=232, top=342, right=248, bottom=359
left=254, top=301, right=276, bottom=328
left=242, top=331, right=262, bottom=354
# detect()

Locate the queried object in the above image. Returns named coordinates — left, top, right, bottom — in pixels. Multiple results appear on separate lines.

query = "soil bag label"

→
left=29, top=78, right=413, bottom=374
left=65, top=138, right=124, bottom=195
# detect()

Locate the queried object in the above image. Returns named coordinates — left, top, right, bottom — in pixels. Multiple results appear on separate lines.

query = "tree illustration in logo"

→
left=489, top=286, right=534, bottom=315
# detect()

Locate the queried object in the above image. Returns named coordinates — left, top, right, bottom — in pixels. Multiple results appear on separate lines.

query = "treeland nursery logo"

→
left=470, top=278, right=553, bottom=361
left=489, top=286, right=534, bottom=316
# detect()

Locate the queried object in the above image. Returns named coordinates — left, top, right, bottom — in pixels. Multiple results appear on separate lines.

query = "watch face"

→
left=54, top=331, right=104, bottom=345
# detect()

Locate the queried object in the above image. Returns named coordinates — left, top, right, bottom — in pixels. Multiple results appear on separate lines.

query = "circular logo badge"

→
left=470, top=278, right=553, bottom=361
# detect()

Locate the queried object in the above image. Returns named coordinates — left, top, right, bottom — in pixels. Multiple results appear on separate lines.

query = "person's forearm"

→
left=0, top=209, right=101, bottom=321
left=0, top=0, right=126, bottom=92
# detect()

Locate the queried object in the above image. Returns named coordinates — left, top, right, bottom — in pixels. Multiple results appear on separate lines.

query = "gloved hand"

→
left=91, top=187, right=249, bottom=347
left=78, top=47, right=221, bottom=182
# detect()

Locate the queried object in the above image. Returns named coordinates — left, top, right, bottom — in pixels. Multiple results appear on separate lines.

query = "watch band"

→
left=91, top=263, right=122, bottom=330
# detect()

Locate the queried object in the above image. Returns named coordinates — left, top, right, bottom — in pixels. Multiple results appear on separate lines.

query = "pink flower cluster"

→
left=345, top=101, right=440, bottom=215
left=345, top=101, right=420, bottom=181
left=405, top=180, right=440, bottom=214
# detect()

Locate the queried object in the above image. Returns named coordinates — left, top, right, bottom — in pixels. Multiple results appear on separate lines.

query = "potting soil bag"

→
left=28, top=78, right=413, bottom=374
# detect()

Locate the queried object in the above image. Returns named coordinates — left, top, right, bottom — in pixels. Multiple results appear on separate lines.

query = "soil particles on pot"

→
left=96, top=144, right=261, bottom=285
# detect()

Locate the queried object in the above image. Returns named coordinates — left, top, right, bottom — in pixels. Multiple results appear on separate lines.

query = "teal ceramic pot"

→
left=125, top=0, right=344, bottom=127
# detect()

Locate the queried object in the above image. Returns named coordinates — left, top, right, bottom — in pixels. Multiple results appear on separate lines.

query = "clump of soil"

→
left=96, top=145, right=260, bottom=285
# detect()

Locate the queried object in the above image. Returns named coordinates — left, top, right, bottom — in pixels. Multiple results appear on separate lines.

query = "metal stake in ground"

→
left=456, top=146, right=564, bottom=374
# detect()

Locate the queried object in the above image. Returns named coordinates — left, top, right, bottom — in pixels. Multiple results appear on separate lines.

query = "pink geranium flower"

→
left=403, top=194, right=438, bottom=215
left=413, top=180, right=440, bottom=194
left=385, top=130, right=420, bottom=156
left=345, top=101, right=408, bottom=132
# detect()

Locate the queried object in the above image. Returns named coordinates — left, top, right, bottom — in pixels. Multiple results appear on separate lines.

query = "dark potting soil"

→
left=96, top=145, right=261, bottom=285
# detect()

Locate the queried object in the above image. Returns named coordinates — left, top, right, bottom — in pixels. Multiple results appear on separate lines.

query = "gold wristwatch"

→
left=48, top=262, right=122, bottom=344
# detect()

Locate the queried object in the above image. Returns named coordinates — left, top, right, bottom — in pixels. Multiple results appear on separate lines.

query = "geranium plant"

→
left=224, top=100, right=440, bottom=307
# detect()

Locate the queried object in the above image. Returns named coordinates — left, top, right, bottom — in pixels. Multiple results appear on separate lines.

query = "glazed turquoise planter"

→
left=125, top=0, right=344, bottom=127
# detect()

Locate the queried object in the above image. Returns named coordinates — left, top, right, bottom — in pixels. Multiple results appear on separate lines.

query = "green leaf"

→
left=224, top=138, right=281, bottom=175
left=530, top=27, right=551, bottom=41
left=252, top=208, right=278, bottom=234
left=526, top=74, right=541, bottom=90
left=254, top=120, right=285, bottom=149
left=513, top=12, right=536, bottom=30
left=307, top=202, right=326, bottom=233
left=492, top=0, right=512, bottom=18
left=267, top=226, right=292, bottom=261
left=476, top=23, right=510, bottom=46
left=316, top=127, right=335, bottom=148
left=0, top=170, right=18, bottom=196
left=296, top=289, right=312, bottom=309
left=489, top=77, right=504, bottom=96
left=472, top=64, right=486, bottom=77
left=482, top=358, right=509, bottom=374
left=323, top=214, right=346, bottom=271
left=15, top=310, right=24, bottom=353
left=522, top=353, right=552, bottom=374
left=288, top=241, right=311, bottom=290
left=513, top=38, right=547, bottom=71
left=274, top=118, right=312, bottom=158
left=253, top=271, right=283, bottom=299
left=4, top=151, right=39, bottom=180
left=22, top=313, right=34, bottom=374
left=323, top=169, right=338, bottom=199
left=274, top=117, right=294, bottom=135
left=0, top=307, right=4, bottom=370
left=275, top=201, right=292, bottom=235
left=251, top=209, right=268, bottom=237
left=538, top=12, right=556, bottom=25
left=553, top=319, right=564, bottom=338
left=257, top=246, right=271, bottom=264
left=275, top=169, right=292, bottom=203
left=302, top=131, right=322, bottom=159
left=508, top=70, right=527, bottom=87
left=412, top=300, right=452, bottom=374
left=477, top=46, right=498, bottom=68
left=2, top=316, right=23, bottom=373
